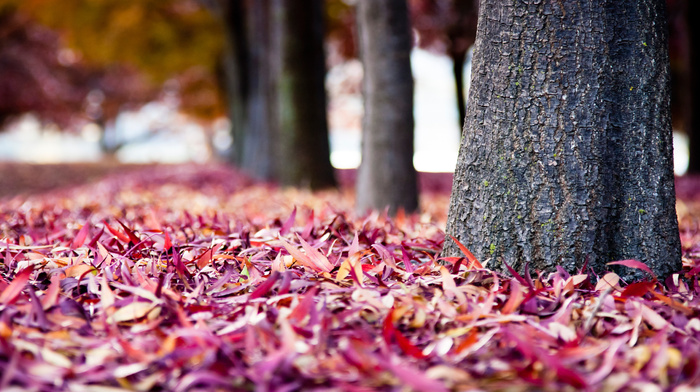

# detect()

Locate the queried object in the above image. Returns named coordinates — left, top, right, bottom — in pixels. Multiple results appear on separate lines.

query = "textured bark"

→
left=356, top=0, right=418, bottom=214
left=686, top=0, right=700, bottom=173
left=273, top=0, right=336, bottom=189
left=444, top=0, right=681, bottom=280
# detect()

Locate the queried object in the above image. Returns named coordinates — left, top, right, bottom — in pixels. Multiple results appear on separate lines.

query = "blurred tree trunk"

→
left=273, top=0, right=336, bottom=189
left=356, top=0, right=418, bottom=214
left=443, top=0, right=681, bottom=280
left=220, top=0, right=276, bottom=180
left=686, top=0, right=700, bottom=173
left=219, top=0, right=335, bottom=188
left=446, top=0, right=478, bottom=131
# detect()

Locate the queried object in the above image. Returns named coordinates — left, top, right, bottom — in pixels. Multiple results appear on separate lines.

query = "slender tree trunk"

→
left=686, top=0, right=700, bottom=173
left=450, top=50, right=467, bottom=131
left=219, top=0, right=335, bottom=188
left=219, top=0, right=248, bottom=166
left=356, top=0, right=418, bottom=215
left=447, top=0, right=478, bottom=131
left=443, top=0, right=680, bottom=280
left=220, top=0, right=276, bottom=180
left=273, top=0, right=336, bottom=189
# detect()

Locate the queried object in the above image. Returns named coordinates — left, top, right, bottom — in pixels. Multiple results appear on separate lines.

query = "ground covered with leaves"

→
left=1, top=164, right=700, bottom=391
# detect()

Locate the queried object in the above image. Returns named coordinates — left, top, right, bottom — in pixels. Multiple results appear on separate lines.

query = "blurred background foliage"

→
left=0, top=0, right=695, bottom=174
left=0, top=0, right=225, bottom=123
left=0, top=0, right=472, bottom=128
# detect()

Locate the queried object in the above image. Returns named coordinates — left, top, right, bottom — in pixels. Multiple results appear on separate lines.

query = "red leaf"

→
left=360, top=263, right=375, bottom=272
left=289, top=286, right=318, bottom=323
left=103, top=220, right=130, bottom=243
left=455, top=328, right=479, bottom=354
left=555, top=366, right=587, bottom=388
left=620, top=281, right=655, bottom=298
left=196, top=248, right=214, bottom=269
left=0, top=265, right=34, bottom=305
left=163, top=231, right=172, bottom=251
left=607, top=259, right=656, bottom=278
left=448, top=235, right=482, bottom=269
left=372, top=244, right=399, bottom=269
left=117, top=219, right=142, bottom=244
left=40, top=274, right=61, bottom=310
left=394, top=329, right=426, bottom=359
left=348, top=231, right=360, bottom=256
left=382, top=308, right=425, bottom=358
left=249, top=271, right=280, bottom=299
left=87, top=227, right=105, bottom=248
left=383, top=308, right=396, bottom=345
left=71, top=222, right=90, bottom=249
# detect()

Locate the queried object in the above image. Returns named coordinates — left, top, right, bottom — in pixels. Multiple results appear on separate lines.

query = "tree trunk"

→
left=443, top=0, right=681, bottom=280
left=450, top=50, right=467, bottom=131
left=447, top=0, right=478, bottom=131
left=220, top=0, right=276, bottom=180
left=355, top=0, right=418, bottom=215
left=686, top=0, right=700, bottom=173
left=273, top=0, right=336, bottom=189
left=219, top=0, right=247, bottom=166
left=220, top=0, right=335, bottom=188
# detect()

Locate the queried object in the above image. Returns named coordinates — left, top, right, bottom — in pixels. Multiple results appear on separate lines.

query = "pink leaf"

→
left=607, top=259, right=656, bottom=278
left=0, top=265, right=33, bottom=305
left=372, top=244, right=399, bottom=270
left=71, top=222, right=90, bottom=249
left=280, top=206, right=297, bottom=235
left=289, top=286, right=318, bottom=323
left=348, top=231, right=360, bottom=256
left=249, top=271, right=280, bottom=299
left=384, top=359, right=448, bottom=392
left=280, top=237, right=333, bottom=273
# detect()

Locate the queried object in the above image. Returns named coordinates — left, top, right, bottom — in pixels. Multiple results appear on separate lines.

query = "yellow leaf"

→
left=108, top=302, right=156, bottom=323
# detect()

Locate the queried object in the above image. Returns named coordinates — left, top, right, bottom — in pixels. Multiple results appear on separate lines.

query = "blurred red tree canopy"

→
left=0, top=6, right=153, bottom=128
left=0, top=0, right=480, bottom=130
left=0, top=0, right=225, bottom=128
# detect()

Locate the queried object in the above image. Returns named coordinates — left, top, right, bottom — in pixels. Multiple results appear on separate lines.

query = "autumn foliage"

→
left=1, top=165, right=699, bottom=390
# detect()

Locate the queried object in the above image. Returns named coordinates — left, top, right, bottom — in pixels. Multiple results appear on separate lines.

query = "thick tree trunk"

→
left=273, top=0, right=336, bottom=189
left=356, top=0, right=418, bottom=214
left=443, top=0, right=681, bottom=280
left=686, top=0, right=700, bottom=173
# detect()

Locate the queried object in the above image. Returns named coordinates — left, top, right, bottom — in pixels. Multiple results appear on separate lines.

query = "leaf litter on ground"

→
left=0, top=163, right=699, bottom=391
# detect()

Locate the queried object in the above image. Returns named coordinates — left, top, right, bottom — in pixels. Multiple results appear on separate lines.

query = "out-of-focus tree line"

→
left=0, top=0, right=224, bottom=126
left=0, top=0, right=480, bottom=211
left=0, top=0, right=474, bottom=138
left=1, top=0, right=699, bottom=204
